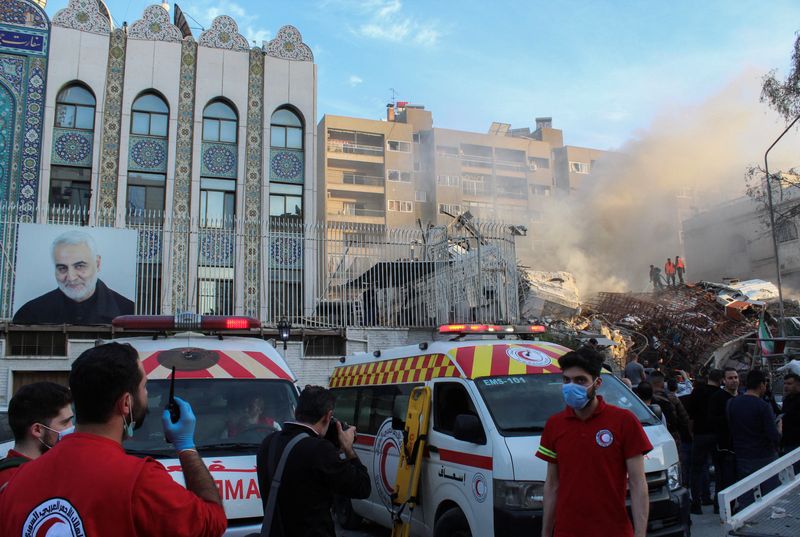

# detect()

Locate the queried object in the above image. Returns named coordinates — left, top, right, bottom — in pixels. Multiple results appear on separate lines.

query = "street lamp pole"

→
left=763, top=114, right=800, bottom=337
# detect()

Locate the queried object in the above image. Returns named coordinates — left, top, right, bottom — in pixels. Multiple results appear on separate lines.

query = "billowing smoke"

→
left=528, top=70, right=800, bottom=295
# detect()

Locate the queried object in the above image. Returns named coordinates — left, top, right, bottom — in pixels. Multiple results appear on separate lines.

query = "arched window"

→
left=127, top=92, right=169, bottom=220
left=270, top=108, right=303, bottom=149
left=269, top=108, right=304, bottom=220
left=268, top=107, right=304, bottom=321
left=203, top=101, right=237, bottom=143
left=50, top=83, right=96, bottom=210
left=198, top=100, right=239, bottom=316
left=131, top=93, right=168, bottom=137
left=55, top=85, right=96, bottom=130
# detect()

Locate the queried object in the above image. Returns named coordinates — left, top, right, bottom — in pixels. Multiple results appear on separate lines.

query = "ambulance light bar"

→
left=438, top=324, right=546, bottom=335
left=112, top=314, right=260, bottom=331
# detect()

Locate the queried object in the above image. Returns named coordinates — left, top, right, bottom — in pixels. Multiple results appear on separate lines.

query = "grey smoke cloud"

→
left=526, top=69, right=800, bottom=296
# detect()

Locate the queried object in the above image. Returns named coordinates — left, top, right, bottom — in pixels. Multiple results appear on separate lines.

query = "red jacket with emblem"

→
left=0, top=433, right=226, bottom=537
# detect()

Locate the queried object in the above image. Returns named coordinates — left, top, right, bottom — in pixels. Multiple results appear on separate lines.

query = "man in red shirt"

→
left=0, top=342, right=227, bottom=537
left=0, top=382, right=73, bottom=489
left=537, top=348, right=652, bottom=537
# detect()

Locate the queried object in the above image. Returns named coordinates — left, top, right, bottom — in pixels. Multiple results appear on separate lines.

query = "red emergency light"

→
left=439, top=324, right=546, bottom=335
left=112, top=314, right=260, bottom=331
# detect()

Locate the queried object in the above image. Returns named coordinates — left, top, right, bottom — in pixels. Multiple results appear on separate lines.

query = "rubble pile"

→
left=585, top=286, right=758, bottom=372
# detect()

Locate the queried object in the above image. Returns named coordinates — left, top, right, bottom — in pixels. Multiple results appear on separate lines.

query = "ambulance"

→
left=329, top=324, right=690, bottom=537
left=108, top=314, right=299, bottom=537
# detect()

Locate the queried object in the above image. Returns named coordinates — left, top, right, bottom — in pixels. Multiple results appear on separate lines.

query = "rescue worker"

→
left=664, top=259, right=676, bottom=287
left=538, top=348, right=652, bottom=537
left=675, top=256, right=686, bottom=285
left=0, top=382, right=73, bottom=489
left=649, top=265, right=661, bottom=290
left=0, top=342, right=227, bottom=537
left=256, top=385, right=371, bottom=536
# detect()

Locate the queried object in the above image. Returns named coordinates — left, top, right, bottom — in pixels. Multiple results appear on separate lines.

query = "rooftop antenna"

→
left=389, top=88, right=397, bottom=107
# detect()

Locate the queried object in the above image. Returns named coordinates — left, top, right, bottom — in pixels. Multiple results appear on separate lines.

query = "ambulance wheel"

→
left=435, top=508, right=471, bottom=537
left=333, top=495, right=362, bottom=530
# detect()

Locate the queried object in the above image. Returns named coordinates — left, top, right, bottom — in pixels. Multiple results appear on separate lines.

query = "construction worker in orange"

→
left=675, top=256, right=686, bottom=285
left=665, top=258, right=676, bottom=287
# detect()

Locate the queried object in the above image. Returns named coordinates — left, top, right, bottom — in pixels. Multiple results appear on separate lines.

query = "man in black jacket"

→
left=782, top=373, right=800, bottom=454
left=687, top=369, right=723, bottom=514
left=257, top=386, right=371, bottom=536
left=708, top=367, right=739, bottom=513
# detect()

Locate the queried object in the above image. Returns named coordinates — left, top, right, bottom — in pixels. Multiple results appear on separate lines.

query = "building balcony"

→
left=327, top=142, right=384, bottom=162
left=327, top=172, right=385, bottom=194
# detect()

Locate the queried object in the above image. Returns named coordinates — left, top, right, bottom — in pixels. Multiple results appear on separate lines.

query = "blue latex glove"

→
left=162, top=396, right=196, bottom=452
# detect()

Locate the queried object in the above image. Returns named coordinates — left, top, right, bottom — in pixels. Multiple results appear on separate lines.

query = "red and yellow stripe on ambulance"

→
left=448, top=343, right=566, bottom=378
left=330, top=353, right=462, bottom=387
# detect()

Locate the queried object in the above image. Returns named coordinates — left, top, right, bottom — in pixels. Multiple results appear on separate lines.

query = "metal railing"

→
left=340, top=206, right=386, bottom=218
left=327, top=142, right=384, bottom=157
left=341, top=173, right=384, bottom=187
left=0, top=203, right=521, bottom=329
left=718, top=447, right=800, bottom=533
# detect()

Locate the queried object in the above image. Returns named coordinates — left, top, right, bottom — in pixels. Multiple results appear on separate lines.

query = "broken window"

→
left=777, top=220, right=798, bottom=243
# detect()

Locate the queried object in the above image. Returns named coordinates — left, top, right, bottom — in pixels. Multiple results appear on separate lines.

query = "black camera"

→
left=325, top=417, right=351, bottom=449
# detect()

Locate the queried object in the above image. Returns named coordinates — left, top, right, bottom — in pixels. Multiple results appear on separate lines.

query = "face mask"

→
left=36, top=423, right=74, bottom=451
left=562, top=380, right=596, bottom=410
left=123, top=394, right=144, bottom=439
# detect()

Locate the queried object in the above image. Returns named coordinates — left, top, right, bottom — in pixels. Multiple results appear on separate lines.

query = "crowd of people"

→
left=649, top=256, right=686, bottom=290
left=624, top=358, right=800, bottom=515
left=2, top=338, right=799, bottom=536
left=0, top=343, right=370, bottom=537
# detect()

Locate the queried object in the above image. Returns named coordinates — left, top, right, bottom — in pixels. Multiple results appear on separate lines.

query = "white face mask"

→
left=36, top=423, right=74, bottom=450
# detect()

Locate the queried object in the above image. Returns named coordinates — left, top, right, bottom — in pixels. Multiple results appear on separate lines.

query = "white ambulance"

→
left=108, top=314, right=299, bottom=537
left=329, top=324, right=691, bottom=537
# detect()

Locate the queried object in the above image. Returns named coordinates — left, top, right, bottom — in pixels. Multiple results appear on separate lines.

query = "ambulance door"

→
left=424, top=378, right=493, bottom=537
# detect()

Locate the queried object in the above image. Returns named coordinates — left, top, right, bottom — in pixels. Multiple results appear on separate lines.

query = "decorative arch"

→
left=198, top=16, right=249, bottom=51
left=52, top=0, right=111, bottom=34
left=128, top=5, right=182, bottom=42
left=0, top=0, right=49, bottom=30
left=265, top=25, right=313, bottom=62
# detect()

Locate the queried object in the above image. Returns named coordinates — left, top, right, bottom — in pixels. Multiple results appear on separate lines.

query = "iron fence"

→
left=0, top=203, right=520, bottom=328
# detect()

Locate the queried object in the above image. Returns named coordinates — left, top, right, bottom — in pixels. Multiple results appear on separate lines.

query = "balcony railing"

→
left=341, top=206, right=385, bottom=217
left=327, top=141, right=384, bottom=156
left=341, top=173, right=384, bottom=187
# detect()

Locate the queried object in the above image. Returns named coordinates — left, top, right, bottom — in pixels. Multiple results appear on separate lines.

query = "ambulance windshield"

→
left=125, top=379, right=298, bottom=456
left=476, top=373, right=660, bottom=435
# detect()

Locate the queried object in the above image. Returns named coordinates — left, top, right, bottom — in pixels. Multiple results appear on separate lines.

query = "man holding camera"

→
left=257, top=385, right=371, bottom=536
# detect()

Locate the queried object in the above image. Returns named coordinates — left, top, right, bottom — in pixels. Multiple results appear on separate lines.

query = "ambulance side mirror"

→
left=453, top=414, right=486, bottom=445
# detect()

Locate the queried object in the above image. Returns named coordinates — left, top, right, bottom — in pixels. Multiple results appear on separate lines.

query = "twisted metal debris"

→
left=585, top=286, right=758, bottom=372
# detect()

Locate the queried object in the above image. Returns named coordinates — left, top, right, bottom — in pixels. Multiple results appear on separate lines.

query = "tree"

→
left=761, top=33, right=800, bottom=122
left=745, top=31, right=800, bottom=228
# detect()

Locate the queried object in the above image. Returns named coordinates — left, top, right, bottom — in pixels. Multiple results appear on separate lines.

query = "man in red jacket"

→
left=0, top=382, right=73, bottom=489
left=0, top=342, right=227, bottom=537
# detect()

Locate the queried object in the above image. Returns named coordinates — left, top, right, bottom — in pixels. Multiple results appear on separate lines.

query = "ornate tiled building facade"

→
left=1, top=0, right=316, bottom=318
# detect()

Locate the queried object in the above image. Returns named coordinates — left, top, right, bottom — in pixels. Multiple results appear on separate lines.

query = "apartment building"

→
left=317, top=106, right=609, bottom=260
left=318, top=113, right=427, bottom=228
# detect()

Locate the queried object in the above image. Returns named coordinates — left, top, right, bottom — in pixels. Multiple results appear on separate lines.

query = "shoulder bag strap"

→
left=260, top=432, right=309, bottom=537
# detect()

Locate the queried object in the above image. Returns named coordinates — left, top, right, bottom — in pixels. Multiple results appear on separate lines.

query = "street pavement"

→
left=336, top=510, right=727, bottom=536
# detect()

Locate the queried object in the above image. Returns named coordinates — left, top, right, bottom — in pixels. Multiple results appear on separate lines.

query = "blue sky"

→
left=44, top=0, right=800, bottom=150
